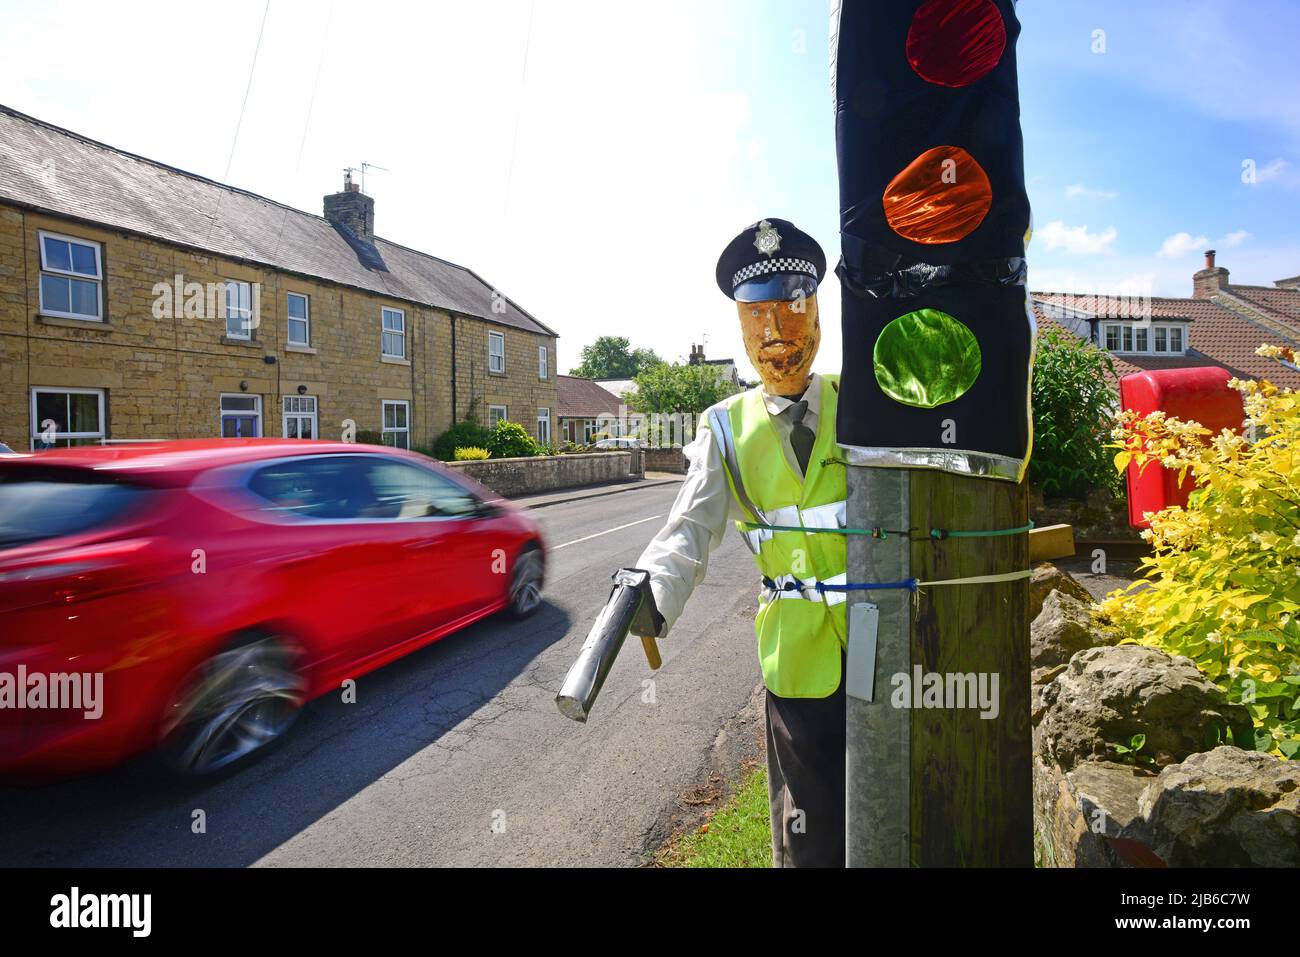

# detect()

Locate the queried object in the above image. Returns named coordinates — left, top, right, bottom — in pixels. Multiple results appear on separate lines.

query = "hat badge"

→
left=753, top=220, right=782, bottom=258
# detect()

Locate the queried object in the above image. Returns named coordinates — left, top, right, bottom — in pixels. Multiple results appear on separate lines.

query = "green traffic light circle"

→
left=873, top=308, right=982, bottom=408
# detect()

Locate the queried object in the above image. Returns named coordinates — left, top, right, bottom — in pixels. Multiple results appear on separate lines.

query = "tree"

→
left=625, top=362, right=737, bottom=415
left=1029, top=328, right=1121, bottom=498
left=570, top=336, right=662, bottom=379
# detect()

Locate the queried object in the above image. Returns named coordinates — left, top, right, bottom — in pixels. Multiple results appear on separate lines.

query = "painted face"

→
left=737, top=293, right=820, bottom=395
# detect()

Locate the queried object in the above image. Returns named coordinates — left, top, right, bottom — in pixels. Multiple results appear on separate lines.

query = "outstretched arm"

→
left=634, top=415, right=742, bottom=639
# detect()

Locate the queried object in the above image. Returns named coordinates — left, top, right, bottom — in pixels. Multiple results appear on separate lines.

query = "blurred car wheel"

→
left=506, top=546, right=544, bottom=618
left=159, top=634, right=306, bottom=777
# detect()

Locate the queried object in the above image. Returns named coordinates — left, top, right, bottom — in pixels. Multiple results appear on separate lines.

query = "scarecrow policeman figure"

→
left=631, top=218, right=849, bottom=867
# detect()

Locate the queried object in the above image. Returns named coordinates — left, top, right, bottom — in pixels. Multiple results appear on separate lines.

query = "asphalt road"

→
left=0, top=481, right=764, bottom=867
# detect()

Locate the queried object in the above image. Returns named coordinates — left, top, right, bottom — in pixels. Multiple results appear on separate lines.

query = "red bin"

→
left=1119, top=367, right=1244, bottom=528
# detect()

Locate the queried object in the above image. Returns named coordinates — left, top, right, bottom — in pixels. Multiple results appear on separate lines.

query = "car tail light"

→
left=0, top=538, right=164, bottom=616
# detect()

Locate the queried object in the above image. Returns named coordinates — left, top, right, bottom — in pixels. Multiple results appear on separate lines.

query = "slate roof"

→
left=1033, top=292, right=1300, bottom=389
left=556, top=375, right=623, bottom=418
left=0, top=104, right=555, bottom=337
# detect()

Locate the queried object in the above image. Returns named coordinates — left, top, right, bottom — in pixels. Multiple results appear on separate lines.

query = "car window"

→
left=247, top=456, right=378, bottom=520
left=0, top=470, right=148, bottom=549
left=360, top=459, right=482, bottom=520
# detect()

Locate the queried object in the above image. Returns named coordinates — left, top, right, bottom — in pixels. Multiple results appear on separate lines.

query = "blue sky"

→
left=1, top=0, right=1296, bottom=378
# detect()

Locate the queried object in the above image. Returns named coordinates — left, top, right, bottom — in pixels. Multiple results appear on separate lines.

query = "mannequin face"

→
left=737, top=293, right=820, bottom=395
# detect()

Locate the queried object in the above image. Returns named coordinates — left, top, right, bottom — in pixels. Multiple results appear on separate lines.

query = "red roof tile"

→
left=556, top=375, right=624, bottom=419
left=1032, top=293, right=1300, bottom=390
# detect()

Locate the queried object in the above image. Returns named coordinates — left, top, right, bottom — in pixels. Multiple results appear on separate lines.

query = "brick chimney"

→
left=324, top=171, right=374, bottom=241
left=689, top=343, right=705, bottom=365
left=1192, top=249, right=1229, bottom=299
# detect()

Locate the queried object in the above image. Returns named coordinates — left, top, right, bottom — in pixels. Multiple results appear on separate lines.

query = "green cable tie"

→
left=929, top=520, right=1035, bottom=540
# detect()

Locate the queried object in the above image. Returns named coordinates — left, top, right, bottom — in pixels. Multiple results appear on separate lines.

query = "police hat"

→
left=715, top=218, right=827, bottom=301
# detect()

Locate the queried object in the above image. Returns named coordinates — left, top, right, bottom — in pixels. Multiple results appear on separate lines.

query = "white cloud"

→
left=1256, top=158, right=1289, bottom=182
left=1157, top=231, right=1210, bottom=259
left=1065, top=183, right=1117, bottom=201
left=1221, top=229, right=1251, bottom=248
left=1036, top=220, right=1118, bottom=256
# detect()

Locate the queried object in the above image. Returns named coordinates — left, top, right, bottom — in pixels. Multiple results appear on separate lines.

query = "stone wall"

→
left=447, top=451, right=642, bottom=498
left=642, top=447, right=688, bottom=473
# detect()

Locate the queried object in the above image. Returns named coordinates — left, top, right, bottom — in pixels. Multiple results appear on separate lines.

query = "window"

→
left=30, top=387, right=106, bottom=449
left=220, top=393, right=261, bottom=437
left=225, top=281, right=254, bottom=339
left=0, top=475, right=147, bottom=549
left=382, top=400, right=410, bottom=449
left=1103, top=321, right=1187, bottom=356
left=539, top=345, right=549, bottom=379
left=584, top=419, right=597, bottom=443
left=248, top=455, right=374, bottom=520
left=537, top=408, right=551, bottom=445
left=489, top=331, right=505, bottom=373
left=362, top=459, right=482, bottom=519
left=283, top=395, right=318, bottom=439
left=38, top=231, right=102, bottom=321
left=382, top=307, right=405, bottom=358
left=488, top=405, right=507, bottom=427
left=287, top=293, right=310, bottom=346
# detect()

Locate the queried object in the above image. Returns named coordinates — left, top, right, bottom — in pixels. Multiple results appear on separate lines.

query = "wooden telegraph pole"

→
left=835, top=0, right=1035, bottom=866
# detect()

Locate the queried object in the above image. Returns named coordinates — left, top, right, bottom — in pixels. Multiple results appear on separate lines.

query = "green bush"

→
left=1030, top=328, right=1120, bottom=498
left=453, top=446, right=490, bottom=461
left=1101, top=371, right=1300, bottom=758
left=488, top=420, right=540, bottom=459
left=432, top=420, right=494, bottom=461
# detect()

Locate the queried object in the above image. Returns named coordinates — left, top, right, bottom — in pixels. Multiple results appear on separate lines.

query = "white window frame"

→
left=382, top=399, right=411, bottom=449
left=382, top=307, right=406, bottom=359
left=489, top=331, right=505, bottom=373
left=537, top=407, right=551, bottom=445
left=224, top=280, right=254, bottom=340
left=38, top=230, right=103, bottom=322
left=1101, top=321, right=1188, bottom=356
left=286, top=292, right=310, bottom=347
left=538, top=344, right=549, bottom=379
left=30, top=387, right=106, bottom=449
left=488, top=404, right=508, bottom=427
left=219, top=393, right=262, bottom=438
left=282, top=395, right=318, bottom=439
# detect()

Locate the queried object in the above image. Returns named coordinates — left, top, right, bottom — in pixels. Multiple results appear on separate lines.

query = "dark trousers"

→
left=764, top=656, right=846, bottom=868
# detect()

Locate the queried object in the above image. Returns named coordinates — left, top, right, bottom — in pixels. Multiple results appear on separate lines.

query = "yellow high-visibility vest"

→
left=709, top=375, right=847, bottom=698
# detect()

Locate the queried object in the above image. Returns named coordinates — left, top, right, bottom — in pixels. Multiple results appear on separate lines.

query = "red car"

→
left=0, top=440, right=546, bottom=778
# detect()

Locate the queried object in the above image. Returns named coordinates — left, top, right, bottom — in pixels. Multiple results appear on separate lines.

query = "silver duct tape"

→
left=838, top=445, right=1024, bottom=482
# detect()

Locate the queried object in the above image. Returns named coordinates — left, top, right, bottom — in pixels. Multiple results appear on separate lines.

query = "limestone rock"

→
left=1038, top=645, right=1253, bottom=772
left=1030, top=562, right=1093, bottom=621
left=1139, top=746, right=1300, bottom=867
left=1031, top=589, right=1107, bottom=673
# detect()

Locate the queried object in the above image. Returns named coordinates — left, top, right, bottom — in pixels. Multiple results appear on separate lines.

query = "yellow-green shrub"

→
left=453, top=446, right=491, bottom=461
left=1099, top=353, right=1300, bottom=758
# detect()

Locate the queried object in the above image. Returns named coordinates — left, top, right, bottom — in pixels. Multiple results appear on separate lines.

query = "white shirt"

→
left=634, top=373, right=827, bottom=639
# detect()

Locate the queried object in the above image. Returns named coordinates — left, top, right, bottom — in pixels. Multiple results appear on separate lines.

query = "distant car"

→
left=0, top=439, right=546, bottom=778
left=593, top=436, right=646, bottom=450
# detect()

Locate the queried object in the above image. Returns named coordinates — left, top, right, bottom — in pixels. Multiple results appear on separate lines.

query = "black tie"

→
left=786, top=399, right=815, bottom=476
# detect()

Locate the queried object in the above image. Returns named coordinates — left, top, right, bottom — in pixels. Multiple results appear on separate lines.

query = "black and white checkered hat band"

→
left=731, top=257, right=818, bottom=289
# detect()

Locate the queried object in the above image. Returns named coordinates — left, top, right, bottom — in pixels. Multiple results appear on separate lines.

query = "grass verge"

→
left=653, top=762, right=771, bottom=868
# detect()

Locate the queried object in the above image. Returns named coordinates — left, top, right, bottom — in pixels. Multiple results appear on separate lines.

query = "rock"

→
left=1037, top=645, right=1254, bottom=773
left=1031, top=589, right=1106, bottom=673
left=1138, top=746, right=1300, bottom=867
left=1030, top=562, right=1094, bottom=621
left=1034, top=755, right=1156, bottom=867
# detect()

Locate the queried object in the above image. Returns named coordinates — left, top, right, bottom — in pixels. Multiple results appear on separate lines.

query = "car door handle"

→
left=403, top=538, right=441, bottom=551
